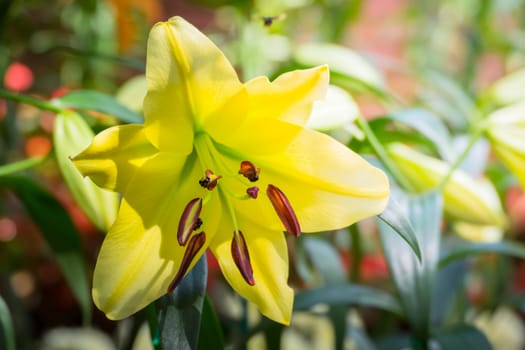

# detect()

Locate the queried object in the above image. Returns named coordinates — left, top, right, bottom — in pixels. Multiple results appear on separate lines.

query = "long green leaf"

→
left=197, top=296, right=224, bottom=350
left=52, top=90, right=143, bottom=123
left=0, top=294, right=15, bottom=350
left=294, top=283, right=402, bottom=315
left=379, top=191, right=442, bottom=342
left=0, top=175, right=91, bottom=324
left=377, top=195, right=422, bottom=262
left=439, top=240, right=525, bottom=268
left=156, top=254, right=207, bottom=350
left=433, top=324, right=492, bottom=350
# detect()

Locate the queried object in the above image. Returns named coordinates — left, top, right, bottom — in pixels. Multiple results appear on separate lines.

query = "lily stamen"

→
left=246, top=186, right=259, bottom=199
left=231, top=230, right=255, bottom=286
left=177, top=198, right=203, bottom=246
left=167, top=232, right=206, bottom=293
left=199, top=169, right=222, bottom=190
left=239, top=161, right=260, bottom=182
left=267, top=184, right=301, bottom=237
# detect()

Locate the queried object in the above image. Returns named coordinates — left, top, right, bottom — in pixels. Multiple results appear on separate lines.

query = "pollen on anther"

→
left=177, top=198, right=202, bottom=246
left=199, top=169, right=221, bottom=190
left=239, top=161, right=260, bottom=182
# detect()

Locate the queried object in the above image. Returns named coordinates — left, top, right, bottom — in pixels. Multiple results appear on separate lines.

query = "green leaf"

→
left=0, top=175, right=91, bottom=324
left=432, top=324, right=492, bottom=350
left=386, top=108, right=455, bottom=162
left=379, top=191, right=442, bottom=342
left=52, top=90, right=143, bottom=123
left=0, top=294, right=15, bottom=350
left=439, top=240, right=525, bottom=268
left=197, top=296, right=224, bottom=350
left=54, top=111, right=118, bottom=231
left=156, top=254, right=207, bottom=350
left=294, top=283, right=402, bottom=315
left=377, top=195, right=422, bottom=262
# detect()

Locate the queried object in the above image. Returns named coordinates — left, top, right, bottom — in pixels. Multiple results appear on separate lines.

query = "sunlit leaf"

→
left=379, top=191, right=442, bottom=341
left=432, top=324, right=492, bottom=350
left=52, top=90, right=143, bottom=123
left=0, top=175, right=91, bottom=324
left=0, top=294, right=15, bottom=350
left=294, top=283, right=402, bottom=315
left=156, top=255, right=207, bottom=350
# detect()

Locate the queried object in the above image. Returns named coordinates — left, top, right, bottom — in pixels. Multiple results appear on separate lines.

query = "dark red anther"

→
left=199, top=169, right=221, bottom=190
left=246, top=186, right=259, bottom=199
left=266, top=184, right=301, bottom=237
left=231, top=230, right=255, bottom=286
left=167, top=232, right=206, bottom=293
left=177, top=198, right=202, bottom=246
left=239, top=161, right=260, bottom=182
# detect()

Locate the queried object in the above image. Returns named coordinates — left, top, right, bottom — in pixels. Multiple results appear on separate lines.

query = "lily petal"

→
left=143, top=17, right=242, bottom=152
left=209, top=216, right=293, bottom=325
left=212, top=119, right=389, bottom=231
left=245, top=65, right=329, bottom=126
left=72, top=124, right=157, bottom=192
left=92, top=152, right=219, bottom=319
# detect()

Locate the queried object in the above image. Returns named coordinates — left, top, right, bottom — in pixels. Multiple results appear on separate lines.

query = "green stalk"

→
left=349, top=224, right=362, bottom=282
left=0, top=157, right=47, bottom=177
left=436, top=122, right=486, bottom=190
left=0, top=89, right=62, bottom=113
left=356, top=115, right=415, bottom=192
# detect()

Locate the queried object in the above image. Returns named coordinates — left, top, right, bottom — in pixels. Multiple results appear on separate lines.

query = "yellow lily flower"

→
left=486, top=101, right=525, bottom=190
left=72, top=17, right=389, bottom=324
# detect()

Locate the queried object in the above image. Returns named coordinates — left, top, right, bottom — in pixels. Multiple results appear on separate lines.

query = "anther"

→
left=199, top=169, right=221, bottom=190
left=239, top=161, right=260, bottom=182
left=231, top=230, right=255, bottom=286
left=193, top=218, right=203, bottom=231
left=266, top=184, right=301, bottom=237
left=246, top=186, right=259, bottom=199
left=177, top=198, right=202, bottom=246
left=167, top=232, right=206, bottom=293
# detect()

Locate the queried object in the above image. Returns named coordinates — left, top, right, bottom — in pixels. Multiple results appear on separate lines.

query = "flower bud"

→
left=388, top=143, right=507, bottom=227
left=486, top=101, right=525, bottom=190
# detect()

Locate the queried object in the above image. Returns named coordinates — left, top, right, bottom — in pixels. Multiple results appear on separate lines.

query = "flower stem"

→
left=0, top=157, right=47, bottom=176
left=0, top=89, right=62, bottom=113
left=355, top=115, right=415, bottom=192
left=348, top=224, right=362, bottom=282
left=436, top=122, right=486, bottom=191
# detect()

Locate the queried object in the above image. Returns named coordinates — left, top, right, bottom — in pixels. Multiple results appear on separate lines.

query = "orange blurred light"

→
left=25, top=135, right=52, bottom=158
